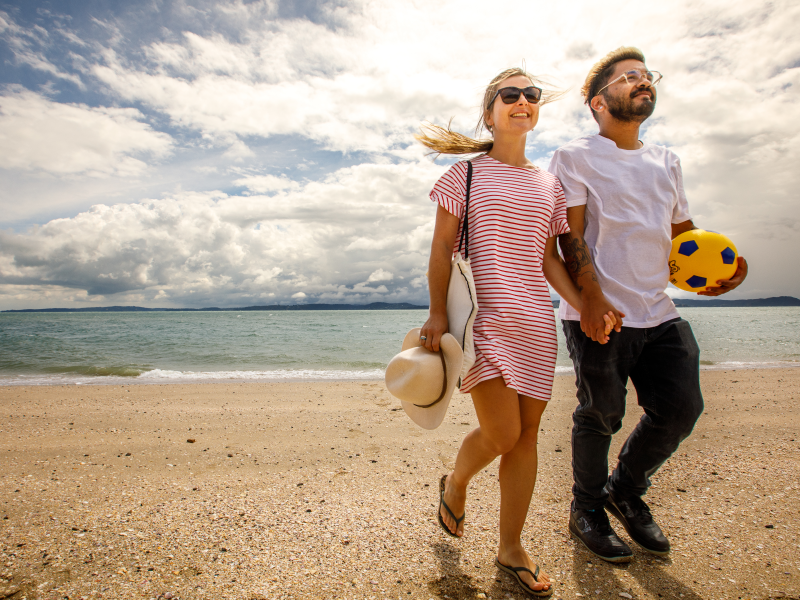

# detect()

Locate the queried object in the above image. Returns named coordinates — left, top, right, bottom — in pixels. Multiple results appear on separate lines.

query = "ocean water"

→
left=0, top=307, right=797, bottom=385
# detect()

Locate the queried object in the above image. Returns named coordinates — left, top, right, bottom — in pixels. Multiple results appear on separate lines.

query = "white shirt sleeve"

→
left=670, top=154, right=692, bottom=224
left=548, top=149, right=589, bottom=208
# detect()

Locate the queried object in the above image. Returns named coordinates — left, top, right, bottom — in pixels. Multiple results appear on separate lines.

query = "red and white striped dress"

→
left=430, top=154, right=570, bottom=400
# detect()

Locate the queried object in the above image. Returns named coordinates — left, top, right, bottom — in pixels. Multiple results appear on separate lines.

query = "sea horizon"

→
left=3, top=295, right=799, bottom=313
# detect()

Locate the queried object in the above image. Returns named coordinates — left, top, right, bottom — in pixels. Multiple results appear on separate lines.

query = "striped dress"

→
left=430, top=154, right=570, bottom=400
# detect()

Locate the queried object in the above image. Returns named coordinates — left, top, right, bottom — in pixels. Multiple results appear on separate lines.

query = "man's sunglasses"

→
left=488, top=85, right=543, bottom=107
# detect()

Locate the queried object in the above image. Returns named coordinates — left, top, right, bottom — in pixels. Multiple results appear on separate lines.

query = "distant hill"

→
left=2, top=302, right=429, bottom=313
left=671, top=296, right=800, bottom=307
left=550, top=296, right=800, bottom=308
left=5, top=297, right=799, bottom=313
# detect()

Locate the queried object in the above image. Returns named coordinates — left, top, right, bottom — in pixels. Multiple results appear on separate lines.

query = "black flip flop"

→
left=436, top=474, right=464, bottom=537
left=495, top=558, right=553, bottom=597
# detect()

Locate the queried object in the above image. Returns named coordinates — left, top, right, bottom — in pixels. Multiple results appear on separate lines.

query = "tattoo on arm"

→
left=576, top=273, right=598, bottom=293
left=559, top=235, right=593, bottom=282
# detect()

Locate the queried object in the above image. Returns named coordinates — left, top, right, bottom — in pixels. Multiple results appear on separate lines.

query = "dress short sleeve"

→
left=548, top=176, right=571, bottom=238
left=430, top=160, right=469, bottom=219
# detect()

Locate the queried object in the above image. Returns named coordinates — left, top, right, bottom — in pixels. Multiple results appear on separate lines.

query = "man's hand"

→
left=698, top=256, right=748, bottom=296
left=581, top=292, right=625, bottom=344
left=559, top=208, right=625, bottom=344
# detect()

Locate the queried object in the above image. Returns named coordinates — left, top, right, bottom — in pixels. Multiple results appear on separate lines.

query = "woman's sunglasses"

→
left=488, top=85, right=543, bottom=107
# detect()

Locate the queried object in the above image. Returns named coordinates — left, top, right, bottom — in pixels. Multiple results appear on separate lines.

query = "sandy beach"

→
left=1, top=369, right=798, bottom=600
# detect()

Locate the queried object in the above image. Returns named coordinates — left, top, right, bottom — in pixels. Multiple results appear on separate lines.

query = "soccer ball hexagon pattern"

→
left=668, top=230, right=738, bottom=292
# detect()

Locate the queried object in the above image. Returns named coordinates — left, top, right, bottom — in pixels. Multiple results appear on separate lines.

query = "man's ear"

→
left=590, top=96, right=604, bottom=113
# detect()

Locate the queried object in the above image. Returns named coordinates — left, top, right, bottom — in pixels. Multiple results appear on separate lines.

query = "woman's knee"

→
left=513, top=425, right=540, bottom=454
left=482, top=426, right=520, bottom=456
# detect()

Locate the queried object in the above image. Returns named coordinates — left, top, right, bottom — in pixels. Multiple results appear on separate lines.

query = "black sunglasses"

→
left=488, top=85, right=543, bottom=107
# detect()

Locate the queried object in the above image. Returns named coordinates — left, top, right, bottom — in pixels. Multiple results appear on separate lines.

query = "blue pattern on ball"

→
left=679, top=240, right=699, bottom=256
left=685, top=275, right=707, bottom=288
left=721, top=247, right=735, bottom=265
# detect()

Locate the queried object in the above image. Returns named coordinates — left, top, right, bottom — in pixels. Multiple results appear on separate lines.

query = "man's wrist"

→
left=578, top=282, right=604, bottom=300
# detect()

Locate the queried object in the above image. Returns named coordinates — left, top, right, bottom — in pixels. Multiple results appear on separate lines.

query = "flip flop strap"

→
left=440, top=495, right=465, bottom=525
left=508, top=564, right=539, bottom=582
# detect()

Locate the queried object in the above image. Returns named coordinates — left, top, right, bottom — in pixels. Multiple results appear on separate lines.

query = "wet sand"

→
left=0, top=368, right=799, bottom=600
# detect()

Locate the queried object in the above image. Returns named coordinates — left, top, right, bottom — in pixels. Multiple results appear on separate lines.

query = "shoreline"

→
left=0, top=360, right=798, bottom=387
left=1, top=369, right=798, bottom=599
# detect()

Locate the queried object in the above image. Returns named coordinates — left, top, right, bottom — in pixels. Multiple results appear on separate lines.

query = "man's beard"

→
left=605, top=88, right=656, bottom=123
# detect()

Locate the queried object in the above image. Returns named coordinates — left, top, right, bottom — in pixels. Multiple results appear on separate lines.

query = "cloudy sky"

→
left=0, top=0, right=798, bottom=309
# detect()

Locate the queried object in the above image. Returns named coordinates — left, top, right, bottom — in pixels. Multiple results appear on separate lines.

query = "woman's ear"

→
left=484, top=109, right=494, bottom=132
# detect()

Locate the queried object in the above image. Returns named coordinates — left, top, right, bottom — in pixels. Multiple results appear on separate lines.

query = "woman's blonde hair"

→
left=416, top=67, right=561, bottom=157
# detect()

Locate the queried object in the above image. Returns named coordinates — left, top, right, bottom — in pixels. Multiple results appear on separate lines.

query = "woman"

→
left=418, top=68, right=608, bottom=597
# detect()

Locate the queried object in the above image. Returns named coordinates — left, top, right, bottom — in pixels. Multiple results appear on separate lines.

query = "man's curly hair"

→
left=582, top=47, right=646, bottom=122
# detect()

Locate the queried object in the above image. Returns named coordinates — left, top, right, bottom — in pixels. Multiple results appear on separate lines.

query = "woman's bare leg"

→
left=439, top=377, right=522, bottom=536
left=439, top=378, right=550, bottom=592
left=496, top=396, right=550, bottom=592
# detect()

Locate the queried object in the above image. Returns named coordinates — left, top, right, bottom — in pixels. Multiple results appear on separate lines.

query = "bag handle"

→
left=412, top=350, right=448, bottom=408
left=457, top=160, right=473, bottom=259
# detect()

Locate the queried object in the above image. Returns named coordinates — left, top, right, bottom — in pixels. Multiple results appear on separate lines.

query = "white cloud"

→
left=86, top=3, right=486, bottom=154
left=0, top=10, right=85, bottom=88
left=0, top=0, right=798, bottom=305
left=0, top=88, right=172, bottom=176
left=367, top=268, right=393, bottom=282
left=0, top=160, right=444, bottom=309
left=233, top=174, right=301, bottom=193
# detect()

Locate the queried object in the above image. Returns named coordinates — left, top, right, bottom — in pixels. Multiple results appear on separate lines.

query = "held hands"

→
left=698, top=256, right=748, bottom=296
left=602, top=312, right=617, bottom=340
left=424, top=307, right=619, bottom=350
left=580, top=293, right=625, bottom=344
left=419, top=312, right=448, bottom=352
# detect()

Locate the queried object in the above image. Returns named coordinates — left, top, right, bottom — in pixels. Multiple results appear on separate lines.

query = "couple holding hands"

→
left=388, top=46, right=747, bottom=596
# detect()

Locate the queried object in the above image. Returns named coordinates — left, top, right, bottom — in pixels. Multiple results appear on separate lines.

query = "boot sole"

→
left=568, top=519, right=633, bottom=563
left=606, top=501, right=670, bottom=556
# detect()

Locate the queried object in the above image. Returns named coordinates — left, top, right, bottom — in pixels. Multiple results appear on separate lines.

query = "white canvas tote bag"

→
left=446, top=161, right=479, bottom=385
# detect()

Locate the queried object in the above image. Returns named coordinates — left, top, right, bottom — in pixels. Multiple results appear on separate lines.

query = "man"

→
left=550, top=47, right=748, bottom=563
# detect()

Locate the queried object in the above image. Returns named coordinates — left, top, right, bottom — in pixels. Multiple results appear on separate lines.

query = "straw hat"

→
left=385, top=327, right=464, bottom=430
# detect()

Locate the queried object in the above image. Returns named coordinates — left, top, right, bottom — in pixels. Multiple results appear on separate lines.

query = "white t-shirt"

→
left=548, top=134, right=692, bottom=328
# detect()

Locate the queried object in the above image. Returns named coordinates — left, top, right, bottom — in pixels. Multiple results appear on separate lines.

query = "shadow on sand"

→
left=427, top=541, right=483, bottom=599
left=429, top=540, right=558, bottom=599
left=570, top=541, right=706, bottom=600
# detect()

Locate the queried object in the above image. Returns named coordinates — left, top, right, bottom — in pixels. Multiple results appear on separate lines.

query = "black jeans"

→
left=563, top=318, right=704, bottom=510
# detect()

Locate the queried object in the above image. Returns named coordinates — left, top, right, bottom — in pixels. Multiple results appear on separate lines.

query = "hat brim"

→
left=394, top=327, right=463, bottom=430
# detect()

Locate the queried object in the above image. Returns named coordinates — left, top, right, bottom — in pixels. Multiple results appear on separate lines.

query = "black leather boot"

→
left=606, top=492, right=670, bottom=556
left=568, top=503, right=633, bottom=563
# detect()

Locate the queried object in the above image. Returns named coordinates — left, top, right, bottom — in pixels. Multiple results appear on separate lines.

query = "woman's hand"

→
left=420, top=310, right=449, bottom=352
left=602, top=312, right=617, bottom=339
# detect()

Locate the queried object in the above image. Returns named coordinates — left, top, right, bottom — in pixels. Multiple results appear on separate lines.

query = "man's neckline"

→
left=594, top=133, right=648, bottom=154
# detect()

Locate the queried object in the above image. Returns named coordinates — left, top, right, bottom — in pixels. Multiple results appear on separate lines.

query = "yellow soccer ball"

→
left=668, top=230, right=738, bottom=292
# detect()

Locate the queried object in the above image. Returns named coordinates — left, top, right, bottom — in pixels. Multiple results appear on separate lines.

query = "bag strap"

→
left=457, top=160, right=473, bottom=259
